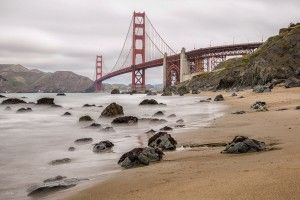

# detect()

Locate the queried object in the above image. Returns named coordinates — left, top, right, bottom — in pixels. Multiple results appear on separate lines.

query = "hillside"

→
left=0, top=65, right=94, bottom=93
left=186, top=23, right=300, bottom=91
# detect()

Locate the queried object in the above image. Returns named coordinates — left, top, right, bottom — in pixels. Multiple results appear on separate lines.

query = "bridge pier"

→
left=180, top=47, right=192, bottom=82
left=163, top=53, right=167, bottom=88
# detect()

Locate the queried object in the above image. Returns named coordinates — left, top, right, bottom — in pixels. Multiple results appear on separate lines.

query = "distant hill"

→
left=0, top=64, right=94, bottom=93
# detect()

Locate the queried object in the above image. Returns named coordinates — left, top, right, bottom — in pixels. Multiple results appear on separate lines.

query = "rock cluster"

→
left=93, top=140, right=114, bottom=153
left=148, top=132, right=177, bottom=151
left=101, top=102, right=124, bottom=117
left=139, top=99, right=158, bottom=105
left=111, top=116, right=138, bottom=125
left=1, top=98, right=26, bottom=104
left=222, top=136, right=266, bottom=153
left=118, top=147, right=164, bottom=168
left=37, top=97, right=54, bottom=105
left=251, top=101, right=268, bottom=112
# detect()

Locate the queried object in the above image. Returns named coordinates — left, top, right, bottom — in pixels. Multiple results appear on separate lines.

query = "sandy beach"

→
left=66, top=87, right=300, bottom=200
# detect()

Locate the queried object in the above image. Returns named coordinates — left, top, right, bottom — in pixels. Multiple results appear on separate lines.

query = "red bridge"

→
left=95, top=12, right=262, bottom=92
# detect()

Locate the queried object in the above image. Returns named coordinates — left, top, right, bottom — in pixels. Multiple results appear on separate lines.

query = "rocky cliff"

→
left=0, top=64, right=94, bottom=93
left=186, top=23, right=300, bottom=91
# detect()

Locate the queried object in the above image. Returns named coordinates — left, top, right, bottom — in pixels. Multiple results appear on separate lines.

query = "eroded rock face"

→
left=79, top=115, right=93, bottom=122
left=251, top=101, right=268, bottom=112
left=16, top=107, right=32, bottom=113
left=118, top=147, right=164, bottom=168
left=139, top=99, right=158, bottom=105
left=284, top=77, right=300, bottom=88
left=1, top=98, right=26, bottom=104
left=93, top=140, right=114, bottom=153
left=222, top=136, right=266, bottom=154
left=214, top=94, right=224, bottom=101
left=37, top=98, right=54, bottom=105
left=101, top=103, right=124, bottom=117
left=111, top=116, right=138, bottom=125
left=148, top=132, right=177, bottom=151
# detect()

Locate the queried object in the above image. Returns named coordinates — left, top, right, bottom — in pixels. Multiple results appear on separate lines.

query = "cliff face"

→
left=187, top=23, right=300, bottom=91
left=0, top=65, right=94, bottom=93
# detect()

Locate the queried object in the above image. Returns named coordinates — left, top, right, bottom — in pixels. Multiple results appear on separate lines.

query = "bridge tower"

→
left=131, top=11, right=146, bottom=92
left=95, top=55, right=103, bottom=92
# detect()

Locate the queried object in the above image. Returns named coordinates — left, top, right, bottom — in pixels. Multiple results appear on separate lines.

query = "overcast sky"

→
left=0, top=0, right=299, bottom=84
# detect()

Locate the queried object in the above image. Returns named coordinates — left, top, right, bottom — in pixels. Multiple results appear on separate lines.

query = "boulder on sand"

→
left=86, top=123, right=101, bottom=128
left=148, top=132, right=177, bottom=151
left=214, top=94, right=224, bottom=101
left=111, top=116, right=138, bottom=125
left=93, top=140, right=114, bottom=153
left=1, top=98, right=26, bottom=104
left=251, top=101, right=268, bottom=112
left=62, top=112, right=71, bottom=116
left=82, top=104, right=96, bottom=107
left=101, top=102, right=124, bottom=117
left=74, top=138, right=93, bottom=144
left=221, top=136, right=266, bottom=154
left=16, top=107, right=32, bottom=113
left=139, top=99, right=158, bottom=105
left=153, top=111, right=164, bottom=116
left=68, top=147, right=75, bottom=151
left=79, top=115, right=93, bottom=122
left=111, top=88, right=120, bottom=94
left=118, top=147, right=164, bottom=168
left=37, top=97, right=54, bottom=105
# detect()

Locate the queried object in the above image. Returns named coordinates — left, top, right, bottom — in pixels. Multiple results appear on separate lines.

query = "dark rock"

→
left=199, top=99, right=210, bottom=103
left=251, top=101, right=268, bottom=112
left=102, top=126, right=115, bottom=132
left=231, top=92, right=238, bottom=96
left=118, top=147, right=164, bottom=168
left=182, top=142, right=227, bottom=148
left=79, top=115, right=93, bottom=122
left=0, top=94, right=6, bottom=98
left=93, top=140, right=114, bottom=153
left=191, top=89, right=199, bottom=94
left=177, top=85, right=189, bottom=96
left=176, top=119, right=184, bottom=123
left=62, top=112, right=71, bottom=116
left=111, top=88, right=120, bottom=94
left=232, top=111, right=246, bottom=114
left=285, top=77, right=300, bottom=88
left=206, top=98, right=212, bottom=100
left=4, top=106, right=11, bottom=111
left=43, top=175, right=67, bottom=183
left=21, top=96, right=27, bottom=99
left=82, top=104, right=96, bottom=107
left=239, top=96, right=245, bottom=98
left=148, top=132, right=177, bottom=151
left=27, top=178, right=81, bottom=196
left=296, top=106, right=300, bottom=110
left=1, top=98, right=26, bottom=104
left=253, top=85, right=271, bottom=93
left=74, top=138, right=93, bottom=143
left=167, top=114, right=176, bottom=118
left=222, top=136, right=266, bottom=154
left=86, top=123, right=101, bottom=128
left=139, top=99, right=158, bottom=105
left=49, top=158, right=71, bottom=165
left=51, top=104, right=62, bottom=108
left=153, top=111, right=164, bottom=116
left=175, top=124, right=185, bottom=128
left=159, top=103, right=167, bottom=106
left=159, top=126, right=173, bottom=131
left=101, top=102, right=124, bottom=117
left=56, top=93, right=66, bottom=96
left=68, top=147, right=75, bottom=151
left=37, top=98, right=54, bottom=105
left=276, top=108, right=288, bottom=111
left=214, top=94, right=224, bottom=101
left=16, top=107, right=32, bottom=113
left=149, top=118, right=167, bottom=124
left=111, top=116, right=138, bottom=125
left=145, top=129, right=156, bottom=134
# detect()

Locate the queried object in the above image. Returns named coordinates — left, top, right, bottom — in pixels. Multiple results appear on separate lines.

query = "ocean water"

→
left=0, top=93, right=226, bottom=200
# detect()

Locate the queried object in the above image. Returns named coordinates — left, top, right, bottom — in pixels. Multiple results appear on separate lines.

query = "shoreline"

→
left=65, top=87, right=300, bottom=200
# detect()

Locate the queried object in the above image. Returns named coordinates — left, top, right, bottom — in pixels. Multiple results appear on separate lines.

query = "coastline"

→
left=65, top=87, right=300, bottom=200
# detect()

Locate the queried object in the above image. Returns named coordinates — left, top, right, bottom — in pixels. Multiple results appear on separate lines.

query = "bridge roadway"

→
left=97, top=42, right=263, bottom=83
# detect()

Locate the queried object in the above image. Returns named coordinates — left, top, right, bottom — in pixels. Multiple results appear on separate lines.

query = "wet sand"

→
left=65, top=87, right=300, bottom=200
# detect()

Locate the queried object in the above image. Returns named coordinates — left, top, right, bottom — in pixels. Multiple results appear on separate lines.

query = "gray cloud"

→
left=0, top=0, right=299, bottom=84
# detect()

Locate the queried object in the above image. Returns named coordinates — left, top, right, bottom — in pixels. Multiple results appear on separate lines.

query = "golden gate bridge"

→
left=95, top=12, right=262, bottom=92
